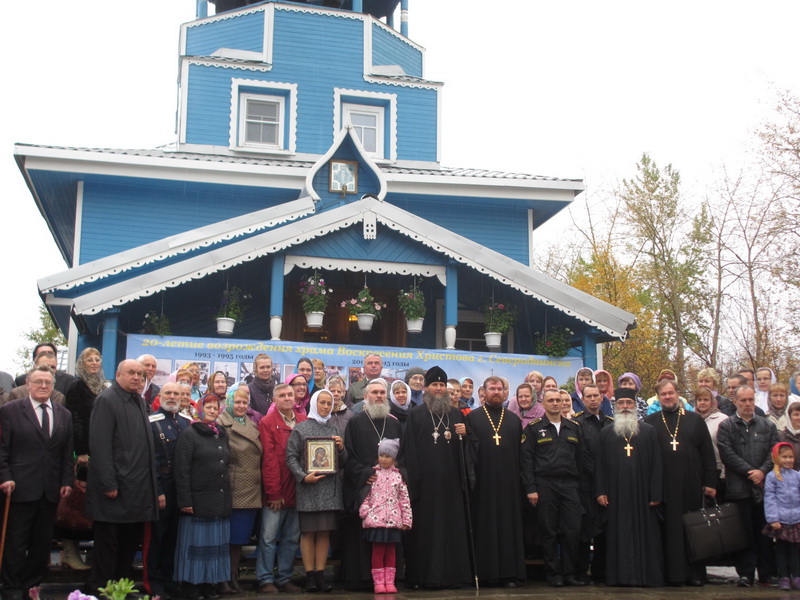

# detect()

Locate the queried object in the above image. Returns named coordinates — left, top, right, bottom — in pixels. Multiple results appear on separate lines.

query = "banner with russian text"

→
left=126, top=334, right=582, bottom=393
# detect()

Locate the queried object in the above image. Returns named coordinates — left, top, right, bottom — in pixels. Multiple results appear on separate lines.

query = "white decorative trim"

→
left=185, top=3, right=267, bottom=28
left=229, top=78, right=297, bottom=153
left=187, top=57, right=273, bottom=72
left=333, top=88, right=397, bottom=162
left=275, top=4, right=364, bottom=21
left=73, top=181, right=84, bottom=267
left=39, top=198, right=316, bottom=293
left=362, top=18, right=372, bottom=84
left=371, top=211, right=629, bottom=340
left=283, top=256, right=447, bottom=284
left=264, top=3, right=274, bottom=65
left=363, top=211, right=377, bottom=239
left=178, top=59, right=191, bottom=145
left=362, top=75, right=442, bottom=90
left=303, top=127, right=388, bottom=201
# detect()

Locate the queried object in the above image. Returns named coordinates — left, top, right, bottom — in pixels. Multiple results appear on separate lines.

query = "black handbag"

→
left=682, top=499, right=748, bottom=562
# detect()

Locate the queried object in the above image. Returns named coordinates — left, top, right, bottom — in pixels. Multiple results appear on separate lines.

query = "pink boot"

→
left=384, top=568, right=397, bottom=593
left=372, top=568, right=386, bottom=594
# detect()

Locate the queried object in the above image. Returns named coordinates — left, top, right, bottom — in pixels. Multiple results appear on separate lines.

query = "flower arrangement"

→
left=62, top=578, right=155, bottom=600
left=341, top=287, right=387, bottom=319
left=299, top=274, right=333, bottom=313
left=534, top=326, right=574, bottom=357
left=140, top=312, right=171, bottom=336
left=397, top=285, right=426, bottom=320
left=482, top=301, right=517, bottom=334
left=215, top=286, right=249, bottom=321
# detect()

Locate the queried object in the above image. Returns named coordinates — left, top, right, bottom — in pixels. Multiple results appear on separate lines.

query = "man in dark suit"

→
left=0, top=365, right=74, bottom=600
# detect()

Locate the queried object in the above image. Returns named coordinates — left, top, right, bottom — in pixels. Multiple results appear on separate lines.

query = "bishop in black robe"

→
left=400, top=400, right=472, bottom=588
left=644, top=390, right=717, bottom=585
left=466, top=400, right=526, bottom=585
left=595, top=418, right=665, bottom=586
left=342, top=401, right=403, bottom=589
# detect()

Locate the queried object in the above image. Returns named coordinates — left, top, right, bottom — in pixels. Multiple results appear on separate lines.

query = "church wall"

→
left=387, top=195, right=531, bottom=265
left=185, top=9, right=265, bottom=55
left=78, top=176, right=296, bottom=263
left=371, top=22, right=423, bottom=77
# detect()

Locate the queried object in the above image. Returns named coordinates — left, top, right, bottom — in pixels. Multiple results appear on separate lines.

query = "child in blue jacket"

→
left=765, top=442, right=800, bottom=590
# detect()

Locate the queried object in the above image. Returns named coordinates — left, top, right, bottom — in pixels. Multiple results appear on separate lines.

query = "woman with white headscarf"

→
left=389, top=380, right=412, bottom=432
left=285, top=389, right=348, bottom=592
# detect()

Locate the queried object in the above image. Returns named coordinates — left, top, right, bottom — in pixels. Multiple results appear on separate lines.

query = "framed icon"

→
left=329, top=160, right=358, bottom=194
left=306, top=437, right=338, bottom=474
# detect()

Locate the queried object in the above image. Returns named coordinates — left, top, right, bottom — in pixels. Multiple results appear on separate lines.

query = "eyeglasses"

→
left=29, top=379, right=54, bottom=387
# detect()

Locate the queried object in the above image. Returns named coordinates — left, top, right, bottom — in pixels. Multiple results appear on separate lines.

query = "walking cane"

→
left=0, top=490, right=11, bottom=567
left=458, top=434, right=479, bottom=590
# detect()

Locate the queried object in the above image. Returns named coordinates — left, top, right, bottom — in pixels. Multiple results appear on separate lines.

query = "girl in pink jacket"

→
left=359, top=438, right=412, bottom=593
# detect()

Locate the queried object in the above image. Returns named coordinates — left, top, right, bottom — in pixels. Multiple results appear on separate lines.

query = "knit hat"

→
left=404, top=367, right=425, bottom=384
left=378, top=438, right=400, bottom=459
left=424, top=366, right=447, bottom=386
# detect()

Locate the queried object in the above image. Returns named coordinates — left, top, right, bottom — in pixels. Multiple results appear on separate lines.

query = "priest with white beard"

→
left=342, top=379, right=403, bottom=590
left=595, top=388, right=665, bottom=587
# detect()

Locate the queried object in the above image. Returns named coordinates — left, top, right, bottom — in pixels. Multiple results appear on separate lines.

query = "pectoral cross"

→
left=670, top=437, right=679, bottom=452
left=493, top=432, right=502, bottom=446
left=624, top=442, right=633, bottom=457
left=432, top=430, right=440, bottom=444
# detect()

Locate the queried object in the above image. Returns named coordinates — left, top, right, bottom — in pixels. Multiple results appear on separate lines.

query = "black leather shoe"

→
left=736, top=576, right=752, bottom=587
left=547, top=575, right=564, bottom=587
left=564, top=575, right=587, bottom=587
left=502, top=581, right=517, bottom=588
left=686, top=579, right=704, bottom=587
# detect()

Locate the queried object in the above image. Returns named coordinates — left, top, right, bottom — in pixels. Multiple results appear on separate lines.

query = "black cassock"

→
left=465, top=405, right=526, bottom=583
left=595, top=422, right=665, bottom=586
left=400, top=403, right=472, bottom=587
left=644, top=409, right=717, bottom=584
left=342, top=411, right=403, bottom=589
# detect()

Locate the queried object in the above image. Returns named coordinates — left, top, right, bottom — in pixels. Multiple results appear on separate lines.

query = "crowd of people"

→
left=2, top=344, right=800, bottom=599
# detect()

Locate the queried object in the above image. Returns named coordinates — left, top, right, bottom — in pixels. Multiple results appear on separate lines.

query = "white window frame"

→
left=333, top=88, right=397, bottom=162
left=230, top=78, right=297, bottom=154
left=342, top=103, right=384, bottom=159
left=239, top=93, right=285, bottom=149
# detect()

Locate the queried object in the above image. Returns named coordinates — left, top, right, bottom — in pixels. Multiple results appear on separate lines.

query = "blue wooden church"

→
left=14, top=0, right=635, bottom=375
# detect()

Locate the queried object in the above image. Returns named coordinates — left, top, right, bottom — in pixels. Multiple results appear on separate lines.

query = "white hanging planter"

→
left=484, top=331, right=502, bottom=350
left=406, top=317, right=424, bottom=333
left=306, top=311, right=325, bottom=329
left=217, top=317, right=236, bottom=336
left=357, top=313, right=375, bottom=331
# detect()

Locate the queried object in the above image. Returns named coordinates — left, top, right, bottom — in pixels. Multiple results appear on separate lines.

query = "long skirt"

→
left=174, top=515, right=231, bottom=584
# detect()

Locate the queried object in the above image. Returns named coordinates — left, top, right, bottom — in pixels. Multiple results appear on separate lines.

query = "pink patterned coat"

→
left=359, top=465, right=413, bottom=529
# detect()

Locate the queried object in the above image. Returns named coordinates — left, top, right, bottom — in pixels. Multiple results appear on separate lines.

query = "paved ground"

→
left=38, top=566, right=797, bottom=600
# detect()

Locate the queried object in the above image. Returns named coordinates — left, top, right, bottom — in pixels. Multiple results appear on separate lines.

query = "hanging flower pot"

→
left=343, top=286, right=386, bottom=331
left=406, top=317, right=424, bottom=333
left=398, top=282, right=426, bottom=334
left=217, top=317, right=236, bottom=336
left=484, top=331, right=502, bottom=350
left=356, top=313, right=375, bottom=331
left=306, top=311, right=325, bottom=329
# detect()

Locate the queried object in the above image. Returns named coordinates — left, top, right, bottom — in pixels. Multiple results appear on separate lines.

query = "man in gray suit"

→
left=0, top=365, right=73, bottom=600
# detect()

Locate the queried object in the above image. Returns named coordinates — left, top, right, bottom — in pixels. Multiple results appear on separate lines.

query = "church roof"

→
left=15, top=143, right=582, bottom=185
left=41, top=195, right=634, bottom=339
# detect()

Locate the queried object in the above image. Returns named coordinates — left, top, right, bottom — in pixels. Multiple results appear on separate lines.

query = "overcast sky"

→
left=1, top=0, right=798, bottom=373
